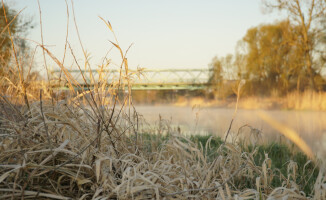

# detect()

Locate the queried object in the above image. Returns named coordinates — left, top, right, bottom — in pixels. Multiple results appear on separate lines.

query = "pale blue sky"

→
left=8, top=0, right=285, bottom=71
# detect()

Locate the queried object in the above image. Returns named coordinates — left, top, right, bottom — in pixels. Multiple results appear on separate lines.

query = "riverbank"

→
left=169, top=90, right=326, bottom=111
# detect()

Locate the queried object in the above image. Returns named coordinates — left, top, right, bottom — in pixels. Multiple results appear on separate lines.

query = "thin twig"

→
left=224, top=80, right=243, bottom=143
left=40, top=89, right=54, bottom=159
left=58, top=0, right=70, bottom=90
left=37, top=0, right=50, bottom=82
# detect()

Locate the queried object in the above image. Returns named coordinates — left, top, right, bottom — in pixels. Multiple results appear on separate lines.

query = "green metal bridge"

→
left=51, top=68, right=213, bottom=90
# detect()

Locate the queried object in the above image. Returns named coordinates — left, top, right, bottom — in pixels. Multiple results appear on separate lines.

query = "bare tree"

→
left=209, top=56, right=223, bottom=100
left=263, top=0, right=326, bottom=90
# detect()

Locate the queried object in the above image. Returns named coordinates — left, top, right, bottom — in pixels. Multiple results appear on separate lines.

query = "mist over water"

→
left=135, top=105, right=326, bottom=152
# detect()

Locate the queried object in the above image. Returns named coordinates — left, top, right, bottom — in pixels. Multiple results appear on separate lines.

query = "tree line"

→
left=210, top=0, right=326, bottom=97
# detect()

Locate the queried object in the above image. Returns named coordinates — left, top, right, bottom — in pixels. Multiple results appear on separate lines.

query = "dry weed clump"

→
left=0, top=98, right=325, bottom=199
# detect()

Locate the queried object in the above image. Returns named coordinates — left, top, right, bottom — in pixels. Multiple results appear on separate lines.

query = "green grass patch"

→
left=136, top=133, right=318, bottom=196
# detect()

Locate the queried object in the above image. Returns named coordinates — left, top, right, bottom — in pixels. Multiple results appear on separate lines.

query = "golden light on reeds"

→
left=258, top=111, right=315, bottom=160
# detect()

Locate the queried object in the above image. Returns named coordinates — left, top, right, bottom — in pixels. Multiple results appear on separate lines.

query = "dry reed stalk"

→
left=37, top=0, right=49, bottom=83
left=224, top=80, right=244, bottom=143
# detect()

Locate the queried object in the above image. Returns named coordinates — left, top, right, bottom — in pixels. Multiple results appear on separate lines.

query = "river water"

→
left=134, top=105, right=326, bottom=154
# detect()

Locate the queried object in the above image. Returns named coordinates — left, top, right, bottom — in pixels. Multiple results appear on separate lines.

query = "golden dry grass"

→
left=224, top=91, right=326, bottom=111
left=172, top=90, right=326, bottom=111
left=285, top=91, right=326, bottom=111
left=0, top=99, right=325, bottom=199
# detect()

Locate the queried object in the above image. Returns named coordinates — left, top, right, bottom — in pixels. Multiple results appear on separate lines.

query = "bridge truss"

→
left=51, top=68, right=214, bottom=90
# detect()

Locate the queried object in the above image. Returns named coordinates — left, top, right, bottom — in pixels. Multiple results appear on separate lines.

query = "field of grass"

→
left=0, top=102, right=324, bottom=199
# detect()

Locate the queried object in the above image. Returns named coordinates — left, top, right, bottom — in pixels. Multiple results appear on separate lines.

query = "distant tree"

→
left=0, top=2, right=33, bottom=76
left=241, top=20, right=310, bottom=94
left=208, top=54, right=239, bottom=99
left=209, top=56, right=223, bottom=100
left=317, top=16, right=326, bottom=70
left=262, top=0, right=326, bottom=90
left=233, top=44, right=246, bottom=80
left=221, top=54, right=236, bottom=80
